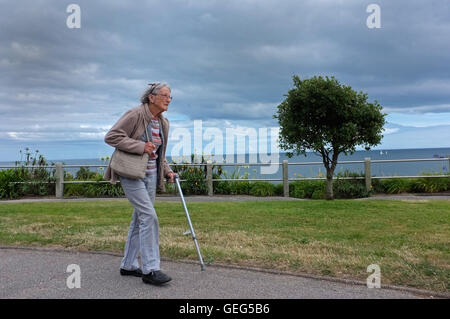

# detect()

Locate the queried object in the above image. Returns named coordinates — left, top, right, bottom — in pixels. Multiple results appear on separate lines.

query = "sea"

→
left=1, top=147, right=449, bottom=181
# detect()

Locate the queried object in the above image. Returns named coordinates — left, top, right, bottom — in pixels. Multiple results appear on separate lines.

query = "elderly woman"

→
left=104, top=82, right=175, bottom=285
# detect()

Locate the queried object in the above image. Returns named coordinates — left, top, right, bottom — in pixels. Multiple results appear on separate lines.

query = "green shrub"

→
left=64, top=172, right=125, bottom=197
left=214, top=180, right=232, bottom=195
left=169, top=153, right=228, bottom=196
left=76, top=166, right=97, bottom=180
left=230, top=181, right=250, bottom=195
left=63, top=183, right=84, bottom=197
left=162, top=182, right=177, bottom=195
left=0, top=169, right=21, bottom=199
left=289, top=177, right=369, bottom=199
left=274, top=183, right=284, bottom=196
left=0, top=148, right=55, bottom=199
left=289, top=181, right=304, bottom=198
left=290, top=187, right=306, bottom=199
left=311, top=188, right=326, bottom=199
left=249, top=182, right=275, bottom=197
left=65, top=169, right=121, bottom=198
left=305, top=181, right=325, bottom=198
left=371, top=179, right=386, bottom=193
left=379, top=178, right=413, bottom=194
left=333, top=179, right=370, bottom=199
left=213, top=165, right=251, bottom=195
left=289, top=181, right=303, bottom=198
left=178, top=167, right=207, bottom=195
left=290, top=180, right=326, bottom=199
left=8, top=149, right=448, bottom=200
left=331, top=170, right=370, bottom=199
left=372, top=174, right=450, bottom=195
left=411, top=177, right=449, bottom=193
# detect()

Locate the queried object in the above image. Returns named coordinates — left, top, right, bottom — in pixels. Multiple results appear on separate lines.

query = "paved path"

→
left=0, top=247, right=441, bottom=299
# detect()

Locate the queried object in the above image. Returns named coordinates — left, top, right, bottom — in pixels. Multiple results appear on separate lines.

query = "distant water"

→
left=1, top=147, right=449, bottom=180
left=203, top=147, right=450, bottom=180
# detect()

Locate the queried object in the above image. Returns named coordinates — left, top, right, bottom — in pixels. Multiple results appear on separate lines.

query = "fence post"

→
left=364, top=157, right=371, bottom=192
left=206, top=160, right=213, bottom=196
left=55, top=162, right=64, bottom=199
left=283, top=160, right=289, bottom=197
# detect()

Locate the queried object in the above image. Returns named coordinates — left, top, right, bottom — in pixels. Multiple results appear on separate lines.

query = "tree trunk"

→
left=325, top=170, right=334, bottom=200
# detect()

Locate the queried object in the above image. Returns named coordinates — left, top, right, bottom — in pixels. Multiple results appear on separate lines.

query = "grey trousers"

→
left=119, top=173, right=160, bottom=274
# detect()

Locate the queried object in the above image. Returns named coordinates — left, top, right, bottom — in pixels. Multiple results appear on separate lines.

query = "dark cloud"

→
left=0, top=0, right=449, bottom=160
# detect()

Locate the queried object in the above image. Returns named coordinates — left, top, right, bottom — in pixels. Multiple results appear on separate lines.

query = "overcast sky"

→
left=1, top=0, right=450, bottom=162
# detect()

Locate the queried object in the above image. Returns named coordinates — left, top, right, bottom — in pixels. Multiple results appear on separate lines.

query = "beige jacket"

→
left=104, top=103, right=173, bottom=191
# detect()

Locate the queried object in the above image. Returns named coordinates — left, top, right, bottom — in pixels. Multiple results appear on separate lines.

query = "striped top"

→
left=140, top=116, right=162, bottom=175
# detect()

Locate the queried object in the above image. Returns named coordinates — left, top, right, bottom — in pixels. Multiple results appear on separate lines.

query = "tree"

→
left=274, top=75, right=386, bottom=200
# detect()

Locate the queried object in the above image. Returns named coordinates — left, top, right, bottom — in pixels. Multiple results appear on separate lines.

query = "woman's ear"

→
left=148, top=94, right=154, bottom=104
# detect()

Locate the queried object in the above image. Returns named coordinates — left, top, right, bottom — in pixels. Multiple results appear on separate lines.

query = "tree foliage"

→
left=274, top=75, right=386, bottom=199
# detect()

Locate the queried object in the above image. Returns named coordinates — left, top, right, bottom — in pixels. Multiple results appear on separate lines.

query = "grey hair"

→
left=140, top=82, right=171, bottom=104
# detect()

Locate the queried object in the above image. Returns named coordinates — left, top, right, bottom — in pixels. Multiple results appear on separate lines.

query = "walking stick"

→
left=173, top=173, right=206, bottom=271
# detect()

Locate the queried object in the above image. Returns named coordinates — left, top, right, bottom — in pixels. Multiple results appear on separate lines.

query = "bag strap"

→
left=143, top=116, right=150, bottom=142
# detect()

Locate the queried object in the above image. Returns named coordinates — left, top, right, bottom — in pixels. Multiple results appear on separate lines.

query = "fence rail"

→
left=1, top=156, right=449, bottom=198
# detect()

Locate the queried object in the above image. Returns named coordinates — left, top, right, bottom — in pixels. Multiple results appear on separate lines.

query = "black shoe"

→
left=120, top=268, right=143, bottom=277
left=142, top=270, right=172, bottom=285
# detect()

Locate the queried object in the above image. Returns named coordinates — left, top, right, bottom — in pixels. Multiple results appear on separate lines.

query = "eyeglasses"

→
left=152, top=93, right=173, bottom=101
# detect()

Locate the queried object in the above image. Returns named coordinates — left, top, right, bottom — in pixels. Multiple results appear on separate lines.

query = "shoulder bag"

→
left=110, top=117, right=150, bottom=179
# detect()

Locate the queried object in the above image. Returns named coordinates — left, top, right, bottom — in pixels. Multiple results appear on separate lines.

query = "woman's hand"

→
left=166, top=172, right=176, bottom=183
left=144, top=142, right=156, bottom=155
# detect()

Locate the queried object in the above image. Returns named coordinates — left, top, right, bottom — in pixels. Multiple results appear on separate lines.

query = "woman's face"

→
left=149, top=87, right=171, bottom=113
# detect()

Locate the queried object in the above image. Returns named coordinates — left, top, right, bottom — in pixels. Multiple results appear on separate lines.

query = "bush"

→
left=333, top=170, right=371, bottom=199
left=6, top=149, right=447, bottom=200
left=371, top=179, right=386, bottom=194
left=214, top=180, right=232, bottom=195
left=410, top=176, right=450, bottom=193
left=374, top=178, right=413, bottom=194
left=0, top=169, right=21, bottom=199
left=230, top=181, right=250, bottom=195
left=64, top=172, right=124, bottom=197
left=178, top=167, right=207, bottom=195
left=162, top=182, right=177, bottom=195
left=333, top=179, right=369, bottom=198
left=0, top=148, right=55, bottom=199
left=64, top=182, right=124, bottom=197
left=311, top=188, right=326, bottom=199
left=372, top=174, right=450, bottom=195
left=274, top=183, right=284, bottom=196
left=333, top=171, right=370, bottom=199
left=249, top=182, right=275, bottom=197
left=289, top=178, right=371, bottom=199
left=169, top=153, right=228, bottom=196
left=76, top=166, right=97, bottom=180
left=212, top=165, right=251, bottom=195
left=290, top=180, right=326, bottom=199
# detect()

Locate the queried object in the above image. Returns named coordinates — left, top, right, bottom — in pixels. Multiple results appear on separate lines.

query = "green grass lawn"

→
left=0, top=199, right=449, bottom=292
